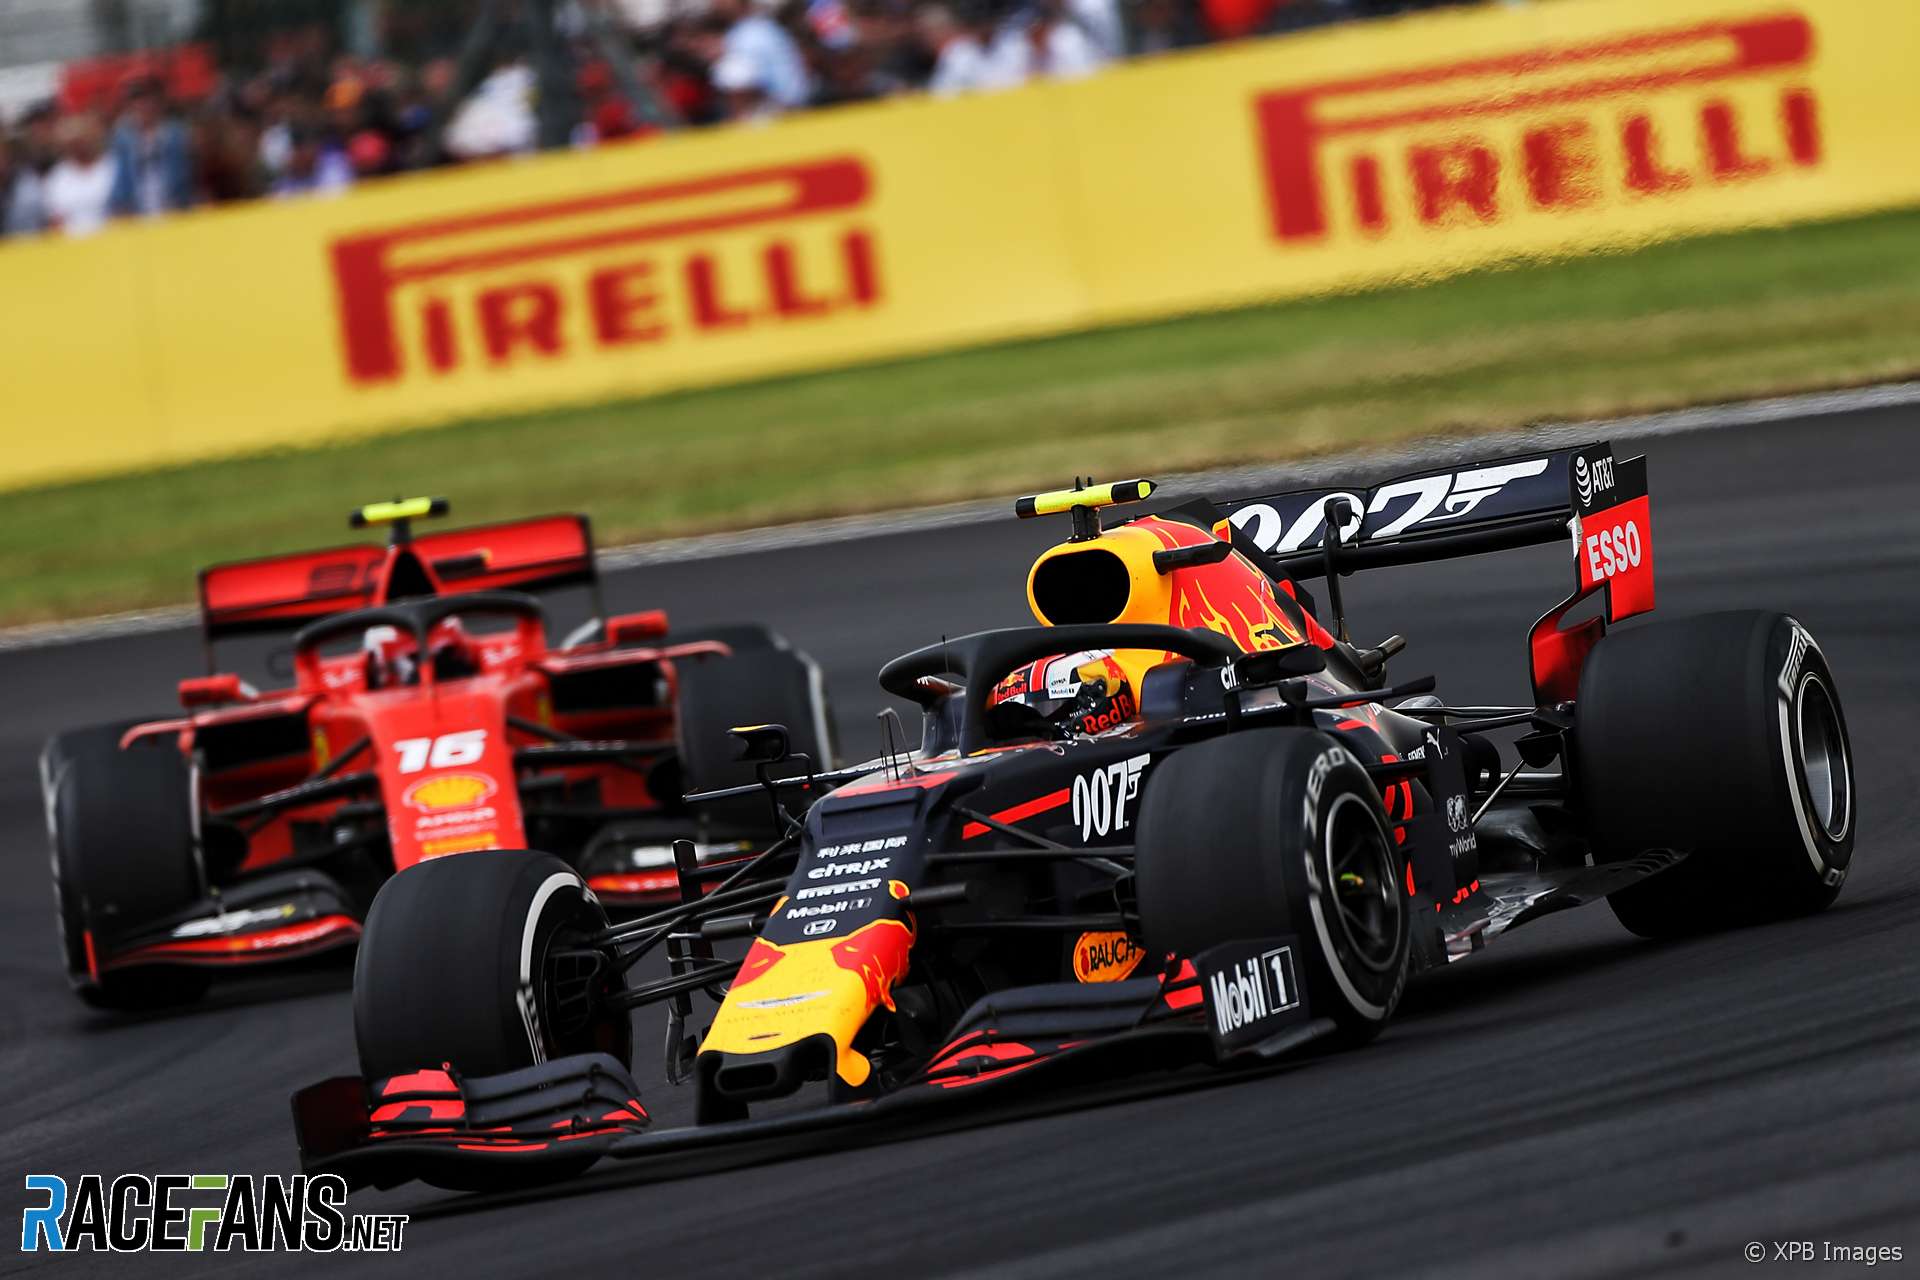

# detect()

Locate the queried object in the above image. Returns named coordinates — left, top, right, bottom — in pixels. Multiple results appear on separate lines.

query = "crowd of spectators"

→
left=0, top=0, right=1477, bottom=240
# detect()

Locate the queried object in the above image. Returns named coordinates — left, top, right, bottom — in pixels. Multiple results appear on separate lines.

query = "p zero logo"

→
left=330, top=157, right=880, bottom=386
left=1253, top=13, right=1819, bottom=245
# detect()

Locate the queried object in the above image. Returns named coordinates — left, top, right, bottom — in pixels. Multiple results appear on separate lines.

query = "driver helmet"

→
left=362, top=624, right=418, bottom=689
left=987, top=649, right=1138, bottom=736
left=426, top=616, right=483, bottom=680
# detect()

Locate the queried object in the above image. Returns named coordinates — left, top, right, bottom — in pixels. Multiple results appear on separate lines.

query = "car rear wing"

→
left=198, top=514, right=599, bottom=643
left=1220, top=447, right=1572, bottom=569
left=1209, top=442, right=1653, bottom=702
left=1215, top=444, right=1639, bottom=596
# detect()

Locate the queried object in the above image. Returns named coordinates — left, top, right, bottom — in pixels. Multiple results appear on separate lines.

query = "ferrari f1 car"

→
left=292, top=445, right=1856, bottom=1190
left=42, top=499, right=834, bottom=1010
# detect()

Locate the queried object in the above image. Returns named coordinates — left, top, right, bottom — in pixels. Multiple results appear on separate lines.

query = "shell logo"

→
left=403, top=772, right=498, bottom=812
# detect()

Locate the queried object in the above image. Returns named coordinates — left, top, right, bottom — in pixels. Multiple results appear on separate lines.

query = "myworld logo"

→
left=20, top=1173, right=405, bottom=1253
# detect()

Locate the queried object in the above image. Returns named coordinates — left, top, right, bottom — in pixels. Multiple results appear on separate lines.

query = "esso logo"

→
left=1584, top=520, right=1643, bottom=581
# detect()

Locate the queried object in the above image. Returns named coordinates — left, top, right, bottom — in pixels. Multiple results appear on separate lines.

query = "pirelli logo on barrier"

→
left=12, top=0, right=1920, bottom=493
left=329, top=156, right=881, bottom=385
left=1253, top=12, right=1820, bottom=246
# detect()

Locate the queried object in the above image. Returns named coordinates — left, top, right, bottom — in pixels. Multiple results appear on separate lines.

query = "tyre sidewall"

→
left=1760, top=618, right=1853, bottom=896
left=1135, top=730, right=1409, bottom=1040
left=1276, top=739, right=1410, bottom=1033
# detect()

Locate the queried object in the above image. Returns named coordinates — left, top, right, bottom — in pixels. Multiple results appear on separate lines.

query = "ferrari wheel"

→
left=1577, top=611, right=1856, bottom=938
left=673, top=625, right=836, bottom=831
left=354, top=851, right=632, bottom=1080
left=42, top=726, right=210, bottom=1011
left=1135, top=729, right=1411, bottom=1046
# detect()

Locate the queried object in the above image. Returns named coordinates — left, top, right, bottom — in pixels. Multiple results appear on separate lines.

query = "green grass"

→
left=6, top=207, right=1920, bottom=626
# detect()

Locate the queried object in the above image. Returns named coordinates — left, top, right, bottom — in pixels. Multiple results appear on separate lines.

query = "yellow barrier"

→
left=2, top=0, right=1916, bottom=489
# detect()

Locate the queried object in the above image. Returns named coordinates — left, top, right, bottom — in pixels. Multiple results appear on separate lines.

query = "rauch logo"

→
left=1253, top=13, right=1820, bottom=243
left=330, top=156, right=880, bottom=385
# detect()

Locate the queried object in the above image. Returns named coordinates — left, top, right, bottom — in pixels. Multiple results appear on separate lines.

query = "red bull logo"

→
left=330, top=157, right=881, bottom=386
left=732, top=937, right=787, bottom=988
left=1138, top=518, right=1302, bottom=653
left=830, top=916, right=913, bottom=1012
left=1254, top=12, right=1819, bottom=244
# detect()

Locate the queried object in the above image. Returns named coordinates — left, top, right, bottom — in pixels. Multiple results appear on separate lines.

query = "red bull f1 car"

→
left=290, top=446, right=1857, bottom=1191
left=42, top=499, right=834, bottom=1010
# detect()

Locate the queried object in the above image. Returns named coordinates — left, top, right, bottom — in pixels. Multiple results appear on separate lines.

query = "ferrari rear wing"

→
left=198, top=514, right=599, bottom=644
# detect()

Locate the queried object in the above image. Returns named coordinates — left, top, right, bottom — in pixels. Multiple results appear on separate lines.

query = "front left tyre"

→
left=1134, top=729, right=1412, bottom=1047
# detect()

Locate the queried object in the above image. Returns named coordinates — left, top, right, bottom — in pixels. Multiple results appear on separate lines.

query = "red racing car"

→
left=41, top=498, right=835, bottom=1010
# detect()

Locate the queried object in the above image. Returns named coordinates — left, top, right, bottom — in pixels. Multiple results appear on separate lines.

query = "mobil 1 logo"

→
left=1196, top=936, right=1306, bottom=1055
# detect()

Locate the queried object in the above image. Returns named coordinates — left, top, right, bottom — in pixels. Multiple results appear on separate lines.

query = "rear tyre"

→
left=354, top=850, right=631, bottom=1080
left=1577, top=611, right=1855, bottom=938
left=674, top=625, right=836, bottom=830
left=1135, top=730, right=1410, bottom=1046
left=43, top=726, right=210, bottom=1011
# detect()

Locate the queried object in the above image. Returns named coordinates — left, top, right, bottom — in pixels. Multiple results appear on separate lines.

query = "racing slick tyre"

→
left=674, top=625, right=836, bottom=829
left=1577, top=611, right=1855, bottom=938
left=354, top=851, right=632, bottom=1081
left=1135, top=730, right=1411, bottom=1047
left=43, top=726, right=211, bottom=1011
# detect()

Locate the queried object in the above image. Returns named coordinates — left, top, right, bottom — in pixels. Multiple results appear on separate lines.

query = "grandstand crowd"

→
left=0, top=0, right=1476, bottom=239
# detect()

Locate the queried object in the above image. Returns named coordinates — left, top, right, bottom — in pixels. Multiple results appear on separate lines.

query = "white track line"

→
left=4, top=379, right=1916, bottom=655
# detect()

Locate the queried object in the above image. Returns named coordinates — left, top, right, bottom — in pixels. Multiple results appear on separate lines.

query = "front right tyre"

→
left=672, top=625, right=837, bottom=832
left=43, top=725, right=210, bottom=1011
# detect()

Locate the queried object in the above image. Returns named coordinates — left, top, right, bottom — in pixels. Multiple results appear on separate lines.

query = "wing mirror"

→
left=1230, top=644, right=1326, bottom=687
left=729, top=723, right=792, bottom=765
left=606, top=609, right=671, bottom=645
left=179, top=674, right=258, bottom=708
left=725, top=723, right=816, bottom=833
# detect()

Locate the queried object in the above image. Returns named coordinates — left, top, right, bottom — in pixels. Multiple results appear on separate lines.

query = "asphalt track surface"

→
left=3, top=407, right=1917, bottom=1277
